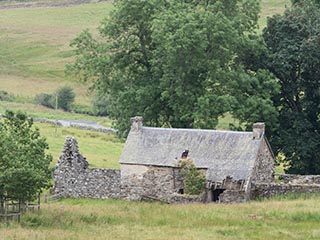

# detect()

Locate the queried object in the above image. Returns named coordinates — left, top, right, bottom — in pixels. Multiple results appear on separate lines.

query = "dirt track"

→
left=0, top=0, right=111, bottom=10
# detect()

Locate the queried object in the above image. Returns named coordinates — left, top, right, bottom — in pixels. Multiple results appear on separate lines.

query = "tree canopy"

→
left=263, top=0, right=320, bottom=174
left=69, top=0, right=279, bottom=137
left=0, top=111, right=52, bottom=202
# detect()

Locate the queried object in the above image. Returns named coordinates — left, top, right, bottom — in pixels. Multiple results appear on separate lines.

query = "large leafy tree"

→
left=69, top=0, right=279, bottom=137
left=263, top=0, right=320, bottom=174
left=0, top=111, right=52, bottom=202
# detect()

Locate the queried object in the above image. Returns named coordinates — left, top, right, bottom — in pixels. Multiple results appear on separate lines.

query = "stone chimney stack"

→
left=130, top=116, right=143, bottom=132
left=253, top=122, right=265, bottom=140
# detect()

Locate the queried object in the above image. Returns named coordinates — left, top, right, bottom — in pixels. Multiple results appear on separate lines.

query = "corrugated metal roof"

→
left=120, top=126, right=262, bottom=182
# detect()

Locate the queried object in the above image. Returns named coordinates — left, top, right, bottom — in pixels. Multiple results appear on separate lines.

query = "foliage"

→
left=178, top=158, right=206, bottom=195
left=0, top=90, right=14, bottom=102
left=55, top=86, right=75, bottom=111
left=35, top=93, right=54, bottom=109
left=0, top=111, right=52, bottom=202
left=262, top=0, right=320, bottom=174
left=91, top=93, right=109, bottom=116
left=69, top=0, right=279, bottom=137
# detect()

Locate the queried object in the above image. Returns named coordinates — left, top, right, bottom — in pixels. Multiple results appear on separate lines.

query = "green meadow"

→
left=2, top=195, right=320, bottom=240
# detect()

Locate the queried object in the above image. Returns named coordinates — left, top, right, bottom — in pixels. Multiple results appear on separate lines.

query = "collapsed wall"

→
left=120, top=164, right=185, bottom=202
left=53, top=137, right=120, bottom=199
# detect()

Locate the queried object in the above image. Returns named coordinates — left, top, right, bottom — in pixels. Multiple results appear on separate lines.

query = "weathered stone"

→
left=251, top=183, right=320, bottom=199
left=53, top=137, right=120, bottom=199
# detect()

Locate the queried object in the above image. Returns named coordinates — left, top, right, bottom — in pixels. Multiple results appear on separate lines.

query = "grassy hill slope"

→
left=0, top=0, right=291, bottom=168
left=0, top=1, right=113, bottom=105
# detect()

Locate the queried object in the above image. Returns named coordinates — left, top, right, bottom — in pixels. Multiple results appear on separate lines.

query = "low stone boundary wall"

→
left=251, top=183, right=320, bottom=199
left=277, top=174, right=320, bottom=185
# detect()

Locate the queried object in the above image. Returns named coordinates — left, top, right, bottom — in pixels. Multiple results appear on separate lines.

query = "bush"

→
left=55, top=86, right=75, bottom=111
left=92, top=93, right=109, bottom=116
left=0, top=90, right=14, bottom=102
left=35, top=93, right=54, bottom=108
left=71, top=104, right=95, bottom=115
left=0, top=111, right=52, bottom=202
left=178, top=158, right=206, bottom=195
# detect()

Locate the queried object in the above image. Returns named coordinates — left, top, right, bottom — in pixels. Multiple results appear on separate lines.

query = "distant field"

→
left=0, top=1, right=113, bottom=105
left=259, top=0, right=291, bottom=28
left=0, top=0, right=292, bottom=170
left=35, top=122, right=122, bottom=169
left=2, top=194, right=320, bottom=240
left=0, top=0, right=289, bottom=105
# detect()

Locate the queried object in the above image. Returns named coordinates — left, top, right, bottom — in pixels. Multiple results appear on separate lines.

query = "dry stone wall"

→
left=251, top=183, right=320, bottom=199
left=278, top=174, right=320, bottom=185
left=53, top=137, right=120, bottom=199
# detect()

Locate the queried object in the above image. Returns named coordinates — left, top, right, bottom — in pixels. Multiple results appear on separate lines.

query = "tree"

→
left=263, top=0, right=320, bottom=174
left=69, top=0, right=279, bottom=137
left=55, top=86, right=75, bottom=111
left=178, top=158, right=206, bottom=195
left=0, top=111, right=52, bottom=202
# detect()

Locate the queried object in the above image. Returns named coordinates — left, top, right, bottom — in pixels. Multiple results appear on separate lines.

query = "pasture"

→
left=2, top=195, right=320, bottom=240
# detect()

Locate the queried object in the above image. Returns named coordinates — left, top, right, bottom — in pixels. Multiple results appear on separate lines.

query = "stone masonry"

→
left=53, top=136, right=320, bottom=203
left=53, top=137, right=120, bottom=199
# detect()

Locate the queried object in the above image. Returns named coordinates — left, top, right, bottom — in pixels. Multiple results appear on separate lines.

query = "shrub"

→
left=91, top=93, right=109, bottom=116
left=55, top=86, right=75, bottom=111
left=0, top=111, right=52, bottom=202
left=178, top=158, right=206, bottom=195
left=35, top=93, right=54, bottom=108
left=0, top=90, right=14, bottom=102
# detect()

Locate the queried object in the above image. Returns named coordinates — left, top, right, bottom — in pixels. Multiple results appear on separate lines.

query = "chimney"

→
left=253, top=122, right=265, bottom=140
left=130, top=116, right=143, bottom=132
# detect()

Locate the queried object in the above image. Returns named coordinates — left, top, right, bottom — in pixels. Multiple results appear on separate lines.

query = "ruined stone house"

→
left=53, top=117, right=275, bottom=203
left=53, top=117, right=320, bottom=203
left=119, top=117, right=274, bottom=203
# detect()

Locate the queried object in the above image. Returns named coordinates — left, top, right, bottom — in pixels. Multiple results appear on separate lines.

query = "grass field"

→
left=2, top=194, right=320, bottom=240
left=0, top=0, right=292, bottom=170
left=0, top=1, right=113, bottom=105
left=35, top=122, right=123, bottom=169
left=0, top=101, right=112, bottom=126
left=0, top=0, right=290, bottom=105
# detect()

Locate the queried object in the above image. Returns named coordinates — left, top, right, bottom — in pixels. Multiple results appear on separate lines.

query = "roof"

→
left=120, top=126, right=264, bottom=182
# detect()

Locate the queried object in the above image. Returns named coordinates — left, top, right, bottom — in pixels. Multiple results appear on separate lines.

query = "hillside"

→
left=0, top=0, right=291, bottom=168
left=0, top=0, right=289, bottom=106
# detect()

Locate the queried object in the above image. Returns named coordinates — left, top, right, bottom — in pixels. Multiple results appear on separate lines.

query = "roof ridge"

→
left=142, top=126, right=252, bottom=134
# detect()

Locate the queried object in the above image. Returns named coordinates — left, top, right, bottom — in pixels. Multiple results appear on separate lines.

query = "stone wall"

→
left=251, top=138, right=274, bottom=184
left=278, top=174, right=320, bottom=185
left=120, top=164, right=186, bottom=202
left=219, top=190, right=246, bottom=203
left=53, top=137, right=120, bottom=199
left=251, top=183, right=320, bottom=199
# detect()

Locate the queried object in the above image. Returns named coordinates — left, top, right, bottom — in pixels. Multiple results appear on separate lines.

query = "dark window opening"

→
left=178, top=189, right=184, bottom=194
left=212, top=189, right=225, bottom=202
left=181, top=150, right=189, bottom=159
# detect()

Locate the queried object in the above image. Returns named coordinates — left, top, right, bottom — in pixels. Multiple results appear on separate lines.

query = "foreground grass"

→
left=2, top=195, right=320, bottom=240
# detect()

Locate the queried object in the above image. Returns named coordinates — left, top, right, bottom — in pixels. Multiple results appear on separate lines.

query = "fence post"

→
left=38, top=192, right=41, bottom=213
